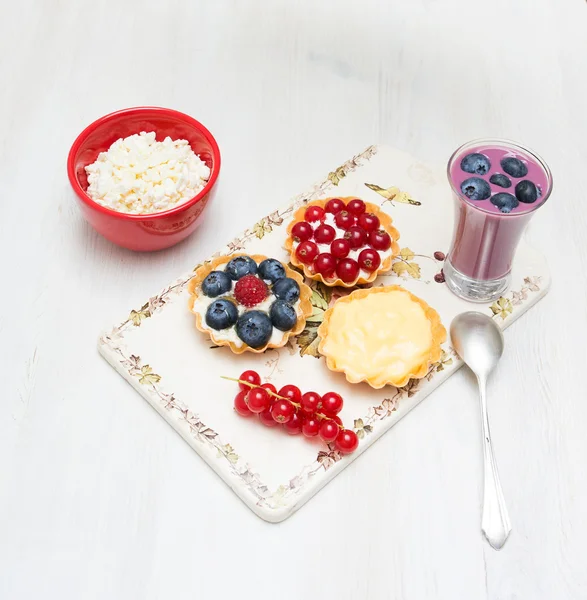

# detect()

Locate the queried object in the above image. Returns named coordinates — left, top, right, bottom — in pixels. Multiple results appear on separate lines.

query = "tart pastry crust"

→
left=285, top=197, right=400, bottom=287
left=188, top=254, right=313, bottom=354
left=317, top=285, right=446, bottom=388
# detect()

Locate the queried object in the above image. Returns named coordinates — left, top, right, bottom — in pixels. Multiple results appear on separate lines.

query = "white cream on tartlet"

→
left=191, top=266, right=301, bottom=348
left=292, top=213, right=392, bottom=279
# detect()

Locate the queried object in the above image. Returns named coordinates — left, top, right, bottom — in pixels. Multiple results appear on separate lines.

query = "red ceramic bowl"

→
left=67, top=107, right=221, bottom=251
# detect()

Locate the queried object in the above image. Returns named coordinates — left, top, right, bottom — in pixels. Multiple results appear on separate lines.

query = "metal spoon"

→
left=450, top=312, right=512, bottom=550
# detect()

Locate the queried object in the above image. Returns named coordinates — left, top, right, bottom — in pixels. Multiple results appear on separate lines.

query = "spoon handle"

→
left=478, top=377, right=512, bottom=550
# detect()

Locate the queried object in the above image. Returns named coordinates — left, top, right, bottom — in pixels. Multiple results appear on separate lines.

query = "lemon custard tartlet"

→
left=285, top=197, right=400, bottom=287
left=189, top=254, right=312, bottom=354
left=317, top=286, right=447, bottom=388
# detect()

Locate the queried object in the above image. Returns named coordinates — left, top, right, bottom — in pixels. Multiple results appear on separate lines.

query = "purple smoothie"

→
left=446, top=140, right=552, bottom=282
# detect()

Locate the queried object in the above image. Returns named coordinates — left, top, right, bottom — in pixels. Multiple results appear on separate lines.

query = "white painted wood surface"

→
left=1, top=0, right=586, bottom=598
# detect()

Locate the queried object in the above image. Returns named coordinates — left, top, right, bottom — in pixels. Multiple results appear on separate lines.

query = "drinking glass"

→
left=444, top=139, right=553, bottom=302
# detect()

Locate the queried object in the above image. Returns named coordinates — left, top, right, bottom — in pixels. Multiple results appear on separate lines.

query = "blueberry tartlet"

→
left=188, top=254, right=313, bottom=353
left=285, top=197, right=400, bottom=287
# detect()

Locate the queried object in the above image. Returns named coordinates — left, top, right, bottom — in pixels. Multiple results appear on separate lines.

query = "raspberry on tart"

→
left=285, top=197, right=400, bottom=287
left=234, top=274, right=268, bottom=307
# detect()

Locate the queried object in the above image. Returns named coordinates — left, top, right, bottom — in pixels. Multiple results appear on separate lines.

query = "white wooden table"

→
left=1, top=1, right=586, bottom=598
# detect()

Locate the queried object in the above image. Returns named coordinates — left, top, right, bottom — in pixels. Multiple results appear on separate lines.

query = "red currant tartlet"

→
left=285, top=197, right=400, bottom=287
left=188, top=254, right=313, bottom=354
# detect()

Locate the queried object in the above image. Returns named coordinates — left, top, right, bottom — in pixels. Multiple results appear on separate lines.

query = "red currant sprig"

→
left=221, top=372, right=359, bottom=454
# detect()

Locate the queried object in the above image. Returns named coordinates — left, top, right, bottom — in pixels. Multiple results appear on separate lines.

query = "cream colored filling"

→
left=321, top=290, right=432, bottom=386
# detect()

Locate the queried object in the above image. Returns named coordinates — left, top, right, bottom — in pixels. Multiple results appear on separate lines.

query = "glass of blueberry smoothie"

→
left=444, top=138, right=553, bottom=302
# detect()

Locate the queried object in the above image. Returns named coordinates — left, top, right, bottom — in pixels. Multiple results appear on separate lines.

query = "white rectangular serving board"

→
left=99, top=145, right=550, bottom=522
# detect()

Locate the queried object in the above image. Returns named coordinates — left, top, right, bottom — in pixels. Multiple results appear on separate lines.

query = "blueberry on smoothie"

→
left=515, top=180, right=539, bottom=204
left=500, top=157, right=528, bottom=178
left=460, top=153, right=491, bottom=175
left=460, top=177, right=491, bottom=201
left=491, top=193, right=519, bottom=214
left=489, top=173, right=512, bottom=188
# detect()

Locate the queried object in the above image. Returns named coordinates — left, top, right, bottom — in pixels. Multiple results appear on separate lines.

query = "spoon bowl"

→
left=450, top=312, right=504, bottom=379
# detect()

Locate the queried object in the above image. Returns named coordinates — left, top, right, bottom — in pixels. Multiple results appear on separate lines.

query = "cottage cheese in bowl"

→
left=85, top=131, right=210, bottom=214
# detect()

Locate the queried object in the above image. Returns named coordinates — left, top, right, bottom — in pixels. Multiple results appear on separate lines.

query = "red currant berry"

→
left=296, top=240, right=319, bottom=265
left=434, top=251, right=446, bottom=261
left=302, top=416, right=321, bottom=437
left=358, top=212, right=380, bottom=231
left=369, top=229, right=392, bottom=251
left=301, top=391, right=323, bottom=415
left=319, top=419, right=340, bottom=443
left=334, top=210, right=355, bottom=230
left=335, top=429, right=359, bottom=453
left=259, top=405, right=279, bottom=427
left=314, top=224, right=336, bottom=244
left=358, top=248, right=381, bottom=272
left=434, top=271, right=445, bottom=283
left=344, top=225, right=368, bottom=249
left=330, top=238, right=351, bottom=259
left=239, top=370, right=261, bottom=391
left=278, top=384, right=302, bottom=404
left=336, top=258, right=360, bottom=283
left=261, top=383, right=277, bottom=394
left=305, top=205, right=326, bottom=223
left=271, top=400, right=295, bottom=424
left=283, top=410, right=303, bottom=435
left=321, top=391, right=343, bottom=416
left=245, top=388, right=271, bottom=413
left=314, top=253, right=337, bottom=278
left=331, top=415, right=343, bottom=427
left=347, top=199, right=366, bottom=215
left=234, top=391, right=254, bottom=417
left=324, top=198, right=346, bottom=214
left=291, top=221, right=313, bottom=242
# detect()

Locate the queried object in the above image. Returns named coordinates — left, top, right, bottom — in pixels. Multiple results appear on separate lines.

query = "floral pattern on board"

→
left=102, top=336, right=277, bottom=507
left=391, top=247, right=422, bottom=280
left=490, top=276, right=542, bottom=320
left=126, top=279, right=186, bottom=328
left=364, top=183, right=422, bottom=206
